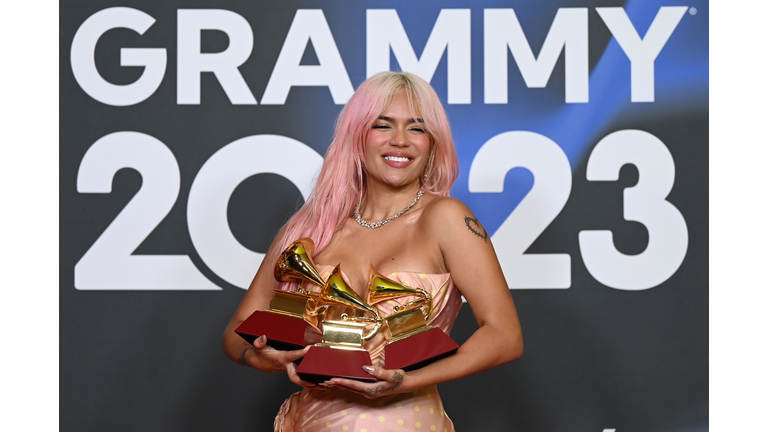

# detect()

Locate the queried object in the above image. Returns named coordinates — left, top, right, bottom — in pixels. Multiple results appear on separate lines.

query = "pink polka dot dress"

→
left=274, top=265, right=462, bottom=432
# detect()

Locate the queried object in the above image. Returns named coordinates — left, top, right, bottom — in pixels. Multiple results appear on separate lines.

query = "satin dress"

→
left=274, top=265, right=463, bottom=432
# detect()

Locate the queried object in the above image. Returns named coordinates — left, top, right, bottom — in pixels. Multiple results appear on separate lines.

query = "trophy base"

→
left=296, top=345, right=376, bottom=384
left=235, top=309, right=322, bottom=351
left=385, top=327, right=459, bottom=371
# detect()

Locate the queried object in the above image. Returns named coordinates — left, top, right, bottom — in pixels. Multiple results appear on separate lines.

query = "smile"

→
left=383, top=156, right=411, bottom=162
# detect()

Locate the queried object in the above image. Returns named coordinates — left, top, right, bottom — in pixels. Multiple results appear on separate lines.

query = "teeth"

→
left=384, top=156, right=410, bottom=162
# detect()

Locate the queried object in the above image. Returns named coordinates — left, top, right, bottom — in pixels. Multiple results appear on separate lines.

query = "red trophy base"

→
left=296, top=345, right=376, bottom=384
left=235, top=310, right=321, bottom=351
left=385, top=327, right=459, bottom=371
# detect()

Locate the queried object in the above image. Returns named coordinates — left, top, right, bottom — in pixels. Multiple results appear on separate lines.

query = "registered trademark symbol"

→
left=689, top=7, right=697, bottom=15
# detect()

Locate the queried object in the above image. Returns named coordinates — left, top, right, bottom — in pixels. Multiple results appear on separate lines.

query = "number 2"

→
left=469, top=131, right=572, bottom=289
left=75, top=131, right=219, bottom=290
left=75, top=132, right=323, bottom=290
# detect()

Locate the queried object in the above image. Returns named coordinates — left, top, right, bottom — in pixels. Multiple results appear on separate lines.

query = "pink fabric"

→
left=274, top=266, right=462, bottom=432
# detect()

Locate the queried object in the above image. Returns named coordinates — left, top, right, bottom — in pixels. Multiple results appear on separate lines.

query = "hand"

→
left=246, top=335, right=316, bottom=388
left=324, top=365, right=410, bottom=399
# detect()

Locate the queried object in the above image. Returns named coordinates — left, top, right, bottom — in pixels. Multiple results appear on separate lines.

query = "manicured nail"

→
left=362, top=365, right=374, bottom=374
left=259, top=335, right=267, bottom=343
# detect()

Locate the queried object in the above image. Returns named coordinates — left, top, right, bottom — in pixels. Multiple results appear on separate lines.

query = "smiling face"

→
left=363, top=90, right=432, bottom=191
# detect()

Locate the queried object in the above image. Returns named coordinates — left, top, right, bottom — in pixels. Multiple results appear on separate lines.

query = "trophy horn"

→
left=367, top=265, right=433, bottom=319
left=320, top=265, right=383, bottom=342
left=274, top=238, right=326, bottom=290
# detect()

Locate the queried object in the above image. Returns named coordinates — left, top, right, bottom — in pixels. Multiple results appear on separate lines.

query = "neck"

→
left=358, top=182, right=423, bottom=222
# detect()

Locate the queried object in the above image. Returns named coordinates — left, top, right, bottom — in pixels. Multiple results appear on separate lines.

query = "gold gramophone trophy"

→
left=368, top=265, right=459, bottom=371
left=234, top=238, right=324, bottom=350
left=296, top=264, right=384, bottom=384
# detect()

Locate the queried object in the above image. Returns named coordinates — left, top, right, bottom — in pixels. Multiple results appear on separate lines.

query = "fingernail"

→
left=362, top=365, right=374, bottom=374
left=259, top=335, right=267, bottom=343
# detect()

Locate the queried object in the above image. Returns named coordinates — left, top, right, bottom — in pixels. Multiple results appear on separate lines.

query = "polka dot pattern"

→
left=277, top=386, right=457, bottom=431
left=277, top=266, right=461, bottom=432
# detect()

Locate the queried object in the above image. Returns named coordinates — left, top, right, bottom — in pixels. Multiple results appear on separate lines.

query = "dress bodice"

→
left=306, top=264, right=463, bottom=367
left=274, top=264, right=462, bottom=431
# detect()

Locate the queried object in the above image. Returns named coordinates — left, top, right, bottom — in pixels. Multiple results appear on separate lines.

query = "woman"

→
left=223, top=71, right=523, bottom=431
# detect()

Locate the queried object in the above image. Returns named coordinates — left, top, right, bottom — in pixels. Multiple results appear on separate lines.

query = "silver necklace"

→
left=354, top=189, right=424, bottom=229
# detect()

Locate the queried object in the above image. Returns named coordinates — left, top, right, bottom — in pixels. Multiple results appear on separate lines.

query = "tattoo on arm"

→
left=464, top=216, right=489, bottom=243
left=238, top=347, right=252, bottom=366
left=365, top=371, right=404, bottom=395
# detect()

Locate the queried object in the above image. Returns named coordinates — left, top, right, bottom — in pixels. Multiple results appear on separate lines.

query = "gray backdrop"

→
left=60, top=1, right=708, bottom=431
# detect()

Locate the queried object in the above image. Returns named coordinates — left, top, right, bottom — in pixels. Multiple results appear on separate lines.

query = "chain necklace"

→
left=354, top=188, right=424, bottom=229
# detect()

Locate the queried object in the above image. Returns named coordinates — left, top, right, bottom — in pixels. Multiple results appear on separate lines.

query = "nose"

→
left=391, top=126, right=409, bottom=147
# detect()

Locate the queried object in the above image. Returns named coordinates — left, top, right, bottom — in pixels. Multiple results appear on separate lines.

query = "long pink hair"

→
left=272, top=71, right=459, bottom=289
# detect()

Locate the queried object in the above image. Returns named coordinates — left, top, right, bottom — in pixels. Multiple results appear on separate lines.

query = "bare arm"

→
left=221, top=229, right=315, bottom=387
left=328, top=198, right=523, bottom=397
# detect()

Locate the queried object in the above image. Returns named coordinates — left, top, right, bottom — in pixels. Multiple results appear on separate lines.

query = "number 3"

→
left=579, top=129, right=688, bottom=290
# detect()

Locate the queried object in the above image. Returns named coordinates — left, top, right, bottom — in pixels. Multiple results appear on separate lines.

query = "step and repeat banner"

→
left=60, top=0, right=708, bottom=431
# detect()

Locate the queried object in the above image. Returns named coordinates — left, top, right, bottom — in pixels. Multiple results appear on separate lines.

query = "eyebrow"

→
left=377, top=115, right=424, bottom=124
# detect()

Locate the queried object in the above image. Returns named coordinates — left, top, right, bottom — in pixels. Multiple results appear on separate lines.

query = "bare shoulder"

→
left=420, top=196, right=470, bottom=221
left=420, top=196, right=491, bottom=245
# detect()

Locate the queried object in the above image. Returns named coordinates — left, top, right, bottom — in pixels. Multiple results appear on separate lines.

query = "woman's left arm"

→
left=328, top=198, right=523, bottom=397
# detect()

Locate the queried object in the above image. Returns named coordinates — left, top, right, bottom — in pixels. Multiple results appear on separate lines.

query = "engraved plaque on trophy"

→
left=234, top=238, right=324, bottom=350
left=368, top=266, right=459, bottom=371
left=296, top=265, right=383, bottom=384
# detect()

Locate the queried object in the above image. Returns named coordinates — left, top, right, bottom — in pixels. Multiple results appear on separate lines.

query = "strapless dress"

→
left=273, top=264, right=463, bottom=432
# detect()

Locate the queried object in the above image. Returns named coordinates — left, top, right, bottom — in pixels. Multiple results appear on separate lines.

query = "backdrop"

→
left=60, top=1, right=708, bottom=431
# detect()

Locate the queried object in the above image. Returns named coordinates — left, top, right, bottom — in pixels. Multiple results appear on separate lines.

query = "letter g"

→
left=71, top=7, right=166, bottom=106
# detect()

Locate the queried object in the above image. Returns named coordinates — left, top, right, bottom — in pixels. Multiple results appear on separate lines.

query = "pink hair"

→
left=272, top=71, right=459, bottom=290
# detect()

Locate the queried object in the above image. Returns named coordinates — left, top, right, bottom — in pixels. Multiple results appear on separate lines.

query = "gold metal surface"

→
left=367, top=265, right=433, bottom=318
left=385, top=306, right=430, bottom=338
left=389, top=324, right=432, bottom=343
left=272, top=238, right=330, bottom=326
left=274, top=238, right=326, bottom=290
left=270, top=290, right=312, bottom=317
left=316, top=320, right=367, bottom=350
left=319, top=265, right=383, bottom=342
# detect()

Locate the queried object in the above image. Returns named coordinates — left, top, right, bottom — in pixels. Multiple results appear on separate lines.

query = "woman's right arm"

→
left=221, top=230, right=315, bottom=387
